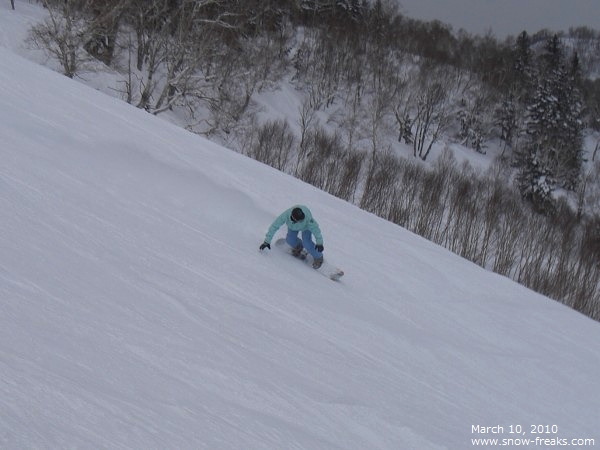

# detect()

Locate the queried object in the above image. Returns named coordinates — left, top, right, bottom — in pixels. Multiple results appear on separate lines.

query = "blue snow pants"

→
left=286, top=229, right=323, bottom=259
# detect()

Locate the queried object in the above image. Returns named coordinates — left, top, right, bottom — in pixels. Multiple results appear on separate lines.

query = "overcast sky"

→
left=397, top=0, right=600, bottom=38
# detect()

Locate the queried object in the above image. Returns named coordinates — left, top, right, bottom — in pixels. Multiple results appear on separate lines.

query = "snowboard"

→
left=274, top=238, right=344, bottom=281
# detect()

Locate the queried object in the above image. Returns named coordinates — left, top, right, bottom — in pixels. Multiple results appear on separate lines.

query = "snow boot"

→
left=312, top=256, right=324, bottom=269
left=291, top=243, right=304, bottom=258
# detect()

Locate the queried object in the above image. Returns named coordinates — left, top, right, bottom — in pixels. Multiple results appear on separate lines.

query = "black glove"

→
left=315, top=244, right=324, bottom=252
left=259, top=242, right=271, bottom=251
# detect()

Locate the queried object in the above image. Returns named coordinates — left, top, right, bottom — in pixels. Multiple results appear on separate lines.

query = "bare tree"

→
left=128, top=0, right=194, bottom=111
left=295, top=97, right=318, bottom=174
left=246, top=119, right=295, bottom=171
left=388, top=160, right=422, bottom=229
left=333, top=150, right=365, bottom=202
left=83, top=0, right=123, bottom=66
left=359, top=152, right=400, bottom=216
left=28, top=0, right=92, bottom=78
left=412, top=65, right=457, bottom=160
left=413, top=170, right=446, bottom=241
left=570, top=218, right=600, bottom=318
left=297, top=127, right=343, bottom=191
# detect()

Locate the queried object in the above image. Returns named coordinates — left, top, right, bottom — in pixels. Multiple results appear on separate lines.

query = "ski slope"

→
left=1, top=45, right=599, bottom=449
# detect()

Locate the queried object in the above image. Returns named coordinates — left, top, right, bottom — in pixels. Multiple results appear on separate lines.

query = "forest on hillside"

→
left=24, top=0, right=600, bottom=320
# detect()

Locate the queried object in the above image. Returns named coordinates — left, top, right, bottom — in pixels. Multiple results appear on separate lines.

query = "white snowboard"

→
left=274, top=238, right=344, bottom=281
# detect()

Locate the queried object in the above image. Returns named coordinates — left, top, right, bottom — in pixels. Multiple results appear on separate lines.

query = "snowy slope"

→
left=1, top=44, right=600, bottom=450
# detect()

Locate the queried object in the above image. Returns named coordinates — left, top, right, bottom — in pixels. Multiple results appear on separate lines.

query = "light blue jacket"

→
left=264, top=205, right=323, bottom=245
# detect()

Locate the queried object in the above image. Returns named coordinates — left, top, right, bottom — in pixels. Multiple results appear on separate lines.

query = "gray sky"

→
left=397, top=0, right=600, bottom=38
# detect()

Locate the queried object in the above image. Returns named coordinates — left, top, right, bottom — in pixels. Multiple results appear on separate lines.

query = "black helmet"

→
left=291, top=207, right=305, bottom=223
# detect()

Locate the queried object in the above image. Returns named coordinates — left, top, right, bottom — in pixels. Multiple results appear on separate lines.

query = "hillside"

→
left=1, top=36, right=600, bottom=450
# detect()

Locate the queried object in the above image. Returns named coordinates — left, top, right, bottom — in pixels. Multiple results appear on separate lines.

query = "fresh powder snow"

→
left=1, top=3, right=600, bottom=450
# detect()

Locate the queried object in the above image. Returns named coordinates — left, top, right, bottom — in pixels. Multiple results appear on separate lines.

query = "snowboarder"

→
left=259, top=205, right=324, bottom=268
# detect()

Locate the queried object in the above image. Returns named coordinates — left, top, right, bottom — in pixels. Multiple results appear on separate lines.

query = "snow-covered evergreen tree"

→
left=519, top=35, right=584, bottom=197
left=515, top=146, right=555, bottom=213
left=513, top=31, right=535, bottom=95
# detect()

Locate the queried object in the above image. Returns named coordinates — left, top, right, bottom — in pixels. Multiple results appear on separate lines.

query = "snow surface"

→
left=1, top=4, right=600, bottom=450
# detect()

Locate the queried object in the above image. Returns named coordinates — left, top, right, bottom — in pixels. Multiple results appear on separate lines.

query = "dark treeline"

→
left=29, top=0, right=600, bottom=320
